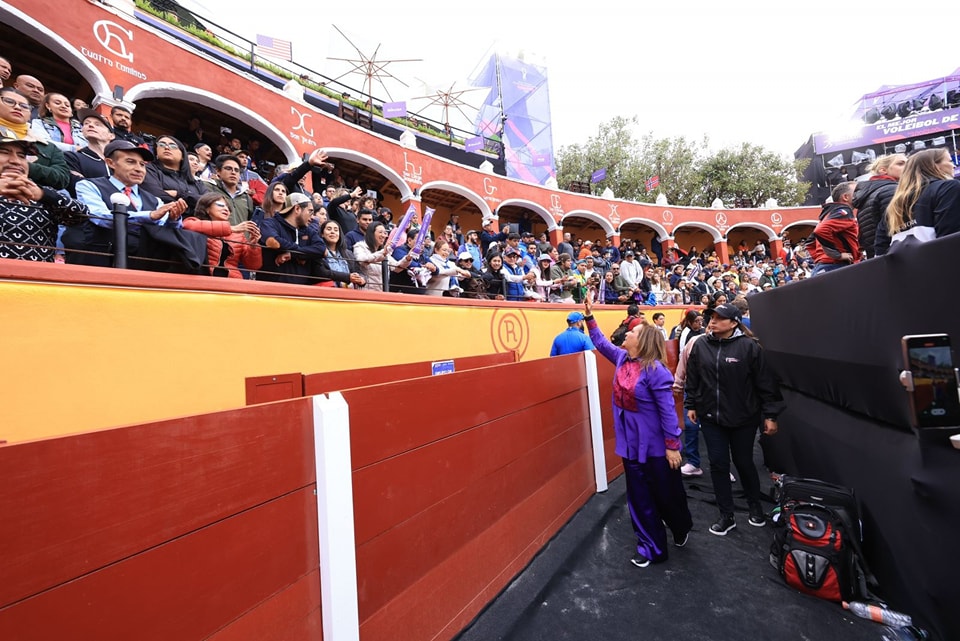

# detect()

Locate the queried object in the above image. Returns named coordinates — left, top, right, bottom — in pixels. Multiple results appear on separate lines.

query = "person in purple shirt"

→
left=583, top=295, right=692, bottom=568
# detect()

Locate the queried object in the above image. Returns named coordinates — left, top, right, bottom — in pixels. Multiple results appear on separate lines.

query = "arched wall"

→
left=419, top=180, right=493, bottom=219
left=123, top=82, right=300, bottom=163
left=560, top=210, right=615, bottom=236
left=496, top=199, right=557, bottom=231
left=324, top=147, right=413, bottom=202
left=616, top=217, right=670, bottom=241
left=2, top=3, right=111, bottom=98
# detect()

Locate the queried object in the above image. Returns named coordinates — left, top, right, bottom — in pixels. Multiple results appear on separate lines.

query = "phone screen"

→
left=904, top=335, right=960, bottom=428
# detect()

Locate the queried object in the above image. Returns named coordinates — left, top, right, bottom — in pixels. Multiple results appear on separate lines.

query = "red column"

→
left=549, top=228, right=563, bottom=248
left=769, top=238, right=783, bottom=261
left=715, top=240, right=731, bottom=265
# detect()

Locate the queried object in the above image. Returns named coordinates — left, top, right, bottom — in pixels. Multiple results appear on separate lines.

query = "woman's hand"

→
left=350, top=273, right=365, bottom=286
left=687, top=410, right=698, bottom=424
left=583, top=289, right=593, bottom=316
left=666, top=449, right=682, bottom=470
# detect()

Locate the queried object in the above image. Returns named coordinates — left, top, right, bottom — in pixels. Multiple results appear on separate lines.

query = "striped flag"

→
left=255, top=34, right=293, bottom=61
left=645, top=175, right=660, bottom=192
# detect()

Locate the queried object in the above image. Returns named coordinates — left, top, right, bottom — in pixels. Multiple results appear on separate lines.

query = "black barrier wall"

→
left=749, top=234, right=960, bottom=640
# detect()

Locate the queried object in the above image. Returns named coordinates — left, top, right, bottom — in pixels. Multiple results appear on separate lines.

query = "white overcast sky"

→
left=185, top=0, right=957, bottom=158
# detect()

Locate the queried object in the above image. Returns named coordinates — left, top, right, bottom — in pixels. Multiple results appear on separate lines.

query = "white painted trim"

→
left=583, top=350, right=608, bottom=492
left=313, top=393, right=360, bottom=641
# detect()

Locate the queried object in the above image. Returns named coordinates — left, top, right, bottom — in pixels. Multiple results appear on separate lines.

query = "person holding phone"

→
left=683, top=303, right=783, bottom=536
left=582, top=294, right=692, bottom=568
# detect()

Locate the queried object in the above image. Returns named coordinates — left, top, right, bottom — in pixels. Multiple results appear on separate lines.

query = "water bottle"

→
left=843, top=601, right=913, bottom=627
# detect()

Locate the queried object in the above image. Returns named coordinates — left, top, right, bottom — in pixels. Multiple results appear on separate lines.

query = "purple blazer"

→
left=587, top=319, right=682, bottom=462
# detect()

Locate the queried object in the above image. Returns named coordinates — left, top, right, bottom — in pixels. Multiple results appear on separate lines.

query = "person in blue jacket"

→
left=549, top=312, right=594, bottom=356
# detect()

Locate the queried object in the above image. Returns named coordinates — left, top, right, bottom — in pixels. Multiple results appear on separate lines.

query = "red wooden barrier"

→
left=245, top=371, right=305, bottom=405
left=303, top=351, right=517, bottom=396
left=342, top=355, right=595, bottom=641
left=0, top=400, right=321, bottom=640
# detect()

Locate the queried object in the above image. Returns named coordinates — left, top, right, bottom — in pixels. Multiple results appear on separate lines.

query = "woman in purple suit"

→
left=583, top=295, right=693, bottom=567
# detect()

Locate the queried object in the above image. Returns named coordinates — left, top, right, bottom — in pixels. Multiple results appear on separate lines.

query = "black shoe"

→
left=631, top=553, right=651, bottom=568
left=709, top=514, right=736, bottom=536
left=674, top=531, right=689, bottom=548
left=748, top=504, right=766, bottom=527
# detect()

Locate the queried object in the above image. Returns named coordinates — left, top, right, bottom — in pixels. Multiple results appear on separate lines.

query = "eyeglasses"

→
left=0, top=96, right=30, bottom=111
left=156, top=141, right=178, bottom=149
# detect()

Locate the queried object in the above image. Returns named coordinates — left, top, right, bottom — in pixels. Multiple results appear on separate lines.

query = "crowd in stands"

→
left=2, top=55, right=958, bottom=299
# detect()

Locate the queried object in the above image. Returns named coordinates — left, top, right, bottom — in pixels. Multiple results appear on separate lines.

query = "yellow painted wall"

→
left=0, top=280, right=686, bottom=444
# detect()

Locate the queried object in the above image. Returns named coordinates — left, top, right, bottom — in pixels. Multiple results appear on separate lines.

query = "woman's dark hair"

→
left=155, top=135, right=200, bottom=185
left=319, top=219, right=347, bottom=255
left=193, top=191, right=227, bottom=220
left=680, top=309, right=700, bottom=330
left=363, top=221, right=385, bottom=251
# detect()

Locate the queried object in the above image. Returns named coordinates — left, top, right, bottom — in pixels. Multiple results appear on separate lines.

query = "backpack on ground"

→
left=610, top=320, right=632, bottom=346
left=769, top=476, right=878, bottom=603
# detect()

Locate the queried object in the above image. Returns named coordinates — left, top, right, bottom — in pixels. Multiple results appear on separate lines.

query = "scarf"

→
left=0, top=116, right=29, bottom=139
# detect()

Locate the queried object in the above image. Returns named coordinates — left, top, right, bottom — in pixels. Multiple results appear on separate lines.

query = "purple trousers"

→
left=623, top=456, right=693, bottom=563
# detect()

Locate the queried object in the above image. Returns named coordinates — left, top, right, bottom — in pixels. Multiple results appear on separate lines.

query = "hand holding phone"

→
left=901, top=334, right=960, bottom=428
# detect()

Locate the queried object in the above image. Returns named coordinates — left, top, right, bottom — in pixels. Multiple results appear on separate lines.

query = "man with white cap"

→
left=549, top=311, right=594, bottom=356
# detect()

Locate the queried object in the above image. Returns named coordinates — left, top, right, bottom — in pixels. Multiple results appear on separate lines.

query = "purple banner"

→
left=464, top=136, right=484, bottom=152
left=590, top=168, right=607, bottom=183
left=814, top=106, right=960, bottom=154
left=383, top=101, right=407, bottom=119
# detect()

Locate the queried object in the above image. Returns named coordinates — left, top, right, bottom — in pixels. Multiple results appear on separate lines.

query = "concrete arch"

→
left=616, top=217, right=669, bottom=241
left=323, top=148, right=413, bottom=201
left=559, top=210, right=615, bottom=236
left=726, top=222, right=778, bottom=240
left=419, top=181, right=492, bottom=219
left=2, top=4, right=111, bottom=98
left=497, top=199, right=557, bottom=231
left=671, top=222, right=723, bottom=243
left=783, top=220, right=818, bottom=233
left=123, top=82, right=299, bottom=164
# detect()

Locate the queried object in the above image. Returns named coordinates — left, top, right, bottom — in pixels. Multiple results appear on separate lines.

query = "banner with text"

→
left=813, top=106, right=960, bottom=154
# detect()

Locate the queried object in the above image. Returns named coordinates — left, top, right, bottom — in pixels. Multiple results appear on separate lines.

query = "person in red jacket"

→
left=810, top=181, right=859, bottom=277
left=182, top=191, right=261, bottom=277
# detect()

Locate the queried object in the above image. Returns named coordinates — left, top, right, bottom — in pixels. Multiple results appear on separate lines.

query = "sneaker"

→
left=680, top=463, right=703, bottom=477
left=674, top=531, right=689, bottom=548
left=709, top=514, right=736, bottom=536
left=748, top=504, right=766, bottom=527
left=631, top=553, right=651, bottom=568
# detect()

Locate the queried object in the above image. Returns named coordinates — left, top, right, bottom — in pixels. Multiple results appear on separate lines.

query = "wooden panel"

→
left=345, top=357, right=588, bottom=469
left=353, top=389, right=589, bottom=543
left=360, top=455, right=594, bottom=641
left=0, top=399, right=315, bottom=608
left=245, top=372, right=304, bottom=405
left=302, top=351, right=516, bottom=396
left=595, top=355, right=623, bottom=480
left=0, top=488, right=320, bottom=641
left=206, top=569, right=322, bottom=641
left=356, top=420, right=592, bottom=618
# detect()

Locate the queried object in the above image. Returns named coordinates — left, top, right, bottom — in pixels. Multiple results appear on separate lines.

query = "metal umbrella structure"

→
left=326, top=24, right=420, bottom=119
left=410, top=81, right=486, bottom=142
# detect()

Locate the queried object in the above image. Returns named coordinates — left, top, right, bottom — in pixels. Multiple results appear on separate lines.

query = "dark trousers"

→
left=700, top=419, right=762, bottom=517
left=622, top=456, right=692, bottom=563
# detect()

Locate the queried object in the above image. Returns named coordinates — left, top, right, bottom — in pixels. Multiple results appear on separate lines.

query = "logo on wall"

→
left=662, top=210, right=674, bottom=223
left=483, top=177, right=501, bottom=206
left=83, top=20, right=146, bottom=80
left=715, top=211, right=729, bottom=234
left=490, top=309, right=529, bottom=359
left=608, top=204, right=620, bottom=226
left=549, top=194, right=564, bottom=219
left=770, top=212, right=783, bottom=228
left=94, top=20, right=133, bottom=62
left=289, top=106, right=315, bottom=144
left=403, top=152, right=422, bottom=186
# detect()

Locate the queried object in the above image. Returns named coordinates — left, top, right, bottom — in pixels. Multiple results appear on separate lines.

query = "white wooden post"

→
left=583, top=350, right=608, bottom=492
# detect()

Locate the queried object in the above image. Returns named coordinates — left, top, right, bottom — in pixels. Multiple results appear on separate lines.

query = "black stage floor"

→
left=456, top=440, right=896, bottom=641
